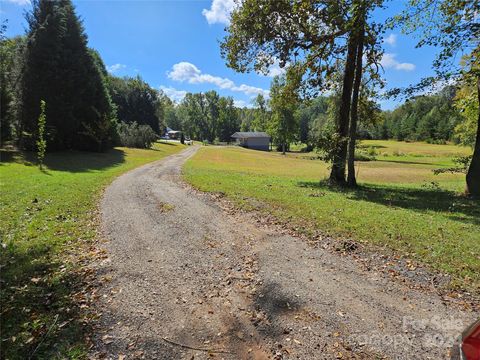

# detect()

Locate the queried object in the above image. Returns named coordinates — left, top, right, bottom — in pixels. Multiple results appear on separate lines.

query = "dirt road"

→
left=92, top=146, right=477, bottom=359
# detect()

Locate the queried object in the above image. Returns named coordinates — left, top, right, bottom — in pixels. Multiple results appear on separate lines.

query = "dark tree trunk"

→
left=347, top=15, right=365, bottom=188
left=329, top=31, right=357, bottom=186
left=466, top=76, right=480, bottom=197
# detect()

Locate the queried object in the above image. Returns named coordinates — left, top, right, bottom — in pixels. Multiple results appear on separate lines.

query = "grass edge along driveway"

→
left=0, top=141, right=185, bottom=359
left=183, top=143, right=480, bottom=296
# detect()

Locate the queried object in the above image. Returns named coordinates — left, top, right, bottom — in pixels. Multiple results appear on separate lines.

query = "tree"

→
left=0, top=22, right=24, bottom=145
left=20, top=0, right=115, bottom=151
left=396, top=0, right=480, bottom=195
left=36, top=100, right=47, bottom=168
left=108, top=75, right=161, bottom=134
left=454, top=81, right=479, bottom=148
left=221, top=0, right=384, bottom=186
left=238, top=107, right=254, bottom=132
left=218, top=96, right=240, bottom=142
left=269, top=71, right=300, bottom=154
left=346, top=3, right=366, bottom=186
left=296, top=96, right=329, bottom=146
left=251, top=94, right=269, bottom=131
left=156, top=90, right=173, bottom=133
left=174, top=90, right=241, bottom=142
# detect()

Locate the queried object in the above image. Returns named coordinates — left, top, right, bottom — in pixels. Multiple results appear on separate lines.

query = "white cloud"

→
left=233, top=99, right=252, bottom=108
left=107, top=63, right=126, bottom=73
left=167, top=61, right=269, bottom=98
left=159, top=86, right=187, bottom=103
left=231, top=84, right=268, bottom=97
left=202, top=0, right=236, bottom=25
left=195, top=74, right=235, bottom=89
left=381, top=53, right=415, bottom=71
left=167, top=62, right=201, bottom=81
left=383, top=34, right=397, bottom=46
left=266, top=63, right=286, bottom=78
left=260, top=58, right=287, bottom=78
left=4, top=0, right=31, bottom=5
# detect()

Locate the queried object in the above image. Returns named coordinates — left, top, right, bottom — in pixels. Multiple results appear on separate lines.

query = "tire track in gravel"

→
left=91, top=145, right=478, bottom=360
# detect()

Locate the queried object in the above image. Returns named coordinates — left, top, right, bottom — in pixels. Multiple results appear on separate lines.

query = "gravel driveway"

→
left=92, top=145, right=477, bottom=359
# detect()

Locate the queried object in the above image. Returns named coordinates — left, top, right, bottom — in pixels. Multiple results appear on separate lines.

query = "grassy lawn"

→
left=183, top=140, right=480, bottom=294
left=0, top=141, right=185, bottom=359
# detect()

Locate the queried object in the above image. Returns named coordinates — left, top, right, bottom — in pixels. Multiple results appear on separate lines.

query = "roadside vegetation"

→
left=184, top=141, right=479, bottom=293
left=0, top=142, right=184, bottom=359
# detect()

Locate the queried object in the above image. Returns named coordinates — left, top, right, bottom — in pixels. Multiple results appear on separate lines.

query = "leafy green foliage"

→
left=0, top=26, right=24, bottom=146
left=250, top=94, right=270, bottom=132
left=394, top=0, right=480, bottom=196
left=117, top=122, right=158, bottom=149
left=433, top=155, right=472, bottom=175
left=174, top=90, right=240, bottom=142
left=108, top=75, right=163, bottom=134
left=368, top=87, right=463, bottom=142
left=454, top=80, right=478, bottom=148
left=36, top=100, right=47, bottom=168
left=268, top=73, right=300, bottom=153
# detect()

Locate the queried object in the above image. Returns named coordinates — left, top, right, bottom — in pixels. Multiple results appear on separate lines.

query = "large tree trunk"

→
left=329, top=31, right=357, bottom=186
left=347, top=15, right=365, bottom=188
left=466, top=76, right=480, bottom=197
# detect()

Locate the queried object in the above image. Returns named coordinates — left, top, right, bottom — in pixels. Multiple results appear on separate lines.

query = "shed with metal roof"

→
left=231, top=132, right=270, bottom=151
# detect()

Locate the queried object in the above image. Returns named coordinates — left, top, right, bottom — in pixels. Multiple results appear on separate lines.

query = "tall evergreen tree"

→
left=20, top=0, right=115, bottom=151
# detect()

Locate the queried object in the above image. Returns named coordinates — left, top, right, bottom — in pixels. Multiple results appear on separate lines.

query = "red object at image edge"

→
left=461, top=320, right=480, bottom=360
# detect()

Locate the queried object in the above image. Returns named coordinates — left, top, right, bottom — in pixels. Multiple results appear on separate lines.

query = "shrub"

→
left=117, top=122, right=157, bottom=148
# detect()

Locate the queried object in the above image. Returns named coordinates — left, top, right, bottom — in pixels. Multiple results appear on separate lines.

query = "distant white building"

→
left=231, top=132, right=270, bottom=151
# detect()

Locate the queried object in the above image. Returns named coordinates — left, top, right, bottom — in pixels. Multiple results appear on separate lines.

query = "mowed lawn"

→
left=183, top=140, right=480, bottom=293
left=0, top=142, right=185, bottom=359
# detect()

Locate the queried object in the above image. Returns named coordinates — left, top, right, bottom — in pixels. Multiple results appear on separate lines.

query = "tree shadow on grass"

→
left=0, top=148, right=126, bottom=173
left=297, top=180, right=480, bottom=226
left=375, top=158, right=446, bottom=167
left=156, top=140, right=179, bottom=146
left=0, top=245, right=87, bottom=359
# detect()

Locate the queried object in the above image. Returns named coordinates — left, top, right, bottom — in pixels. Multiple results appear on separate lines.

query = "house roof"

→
left=231, top=132, right=270, bottom=139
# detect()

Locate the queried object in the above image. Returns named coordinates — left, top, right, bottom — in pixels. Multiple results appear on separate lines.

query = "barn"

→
left=231, top=132, right=270, bottom=151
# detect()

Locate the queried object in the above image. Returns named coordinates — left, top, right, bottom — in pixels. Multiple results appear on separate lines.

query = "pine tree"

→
left=20, top=0, right=115, bottom=151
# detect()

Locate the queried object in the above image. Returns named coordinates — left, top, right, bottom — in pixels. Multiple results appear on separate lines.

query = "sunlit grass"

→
left=0, top=141, right=185, bottom=359
left=184, top=141, right=479, bottom=293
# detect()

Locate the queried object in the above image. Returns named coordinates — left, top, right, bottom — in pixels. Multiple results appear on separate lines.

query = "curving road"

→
left=92, top=145, right=477, bottom=359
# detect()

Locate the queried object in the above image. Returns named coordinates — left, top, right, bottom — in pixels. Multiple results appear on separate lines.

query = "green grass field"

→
left=0, top=141, right=185, bottom=359
left=183, top=140, right=480, bottom=293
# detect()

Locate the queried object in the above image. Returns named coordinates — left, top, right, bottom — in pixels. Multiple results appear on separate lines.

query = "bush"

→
left=117, top=122, right=157, bottom=148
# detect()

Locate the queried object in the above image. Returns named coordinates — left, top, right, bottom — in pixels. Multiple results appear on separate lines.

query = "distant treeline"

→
left=369, top=87, right=466, bottom=144
left=162, top=83, right=475, bottom=149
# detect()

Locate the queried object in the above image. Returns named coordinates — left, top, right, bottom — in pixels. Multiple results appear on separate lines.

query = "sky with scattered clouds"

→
left=1, top=0, right=443, bottom=109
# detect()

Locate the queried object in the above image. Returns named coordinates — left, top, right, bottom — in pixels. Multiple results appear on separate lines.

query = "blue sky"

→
left=0, top=0, right=442, bottom=110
